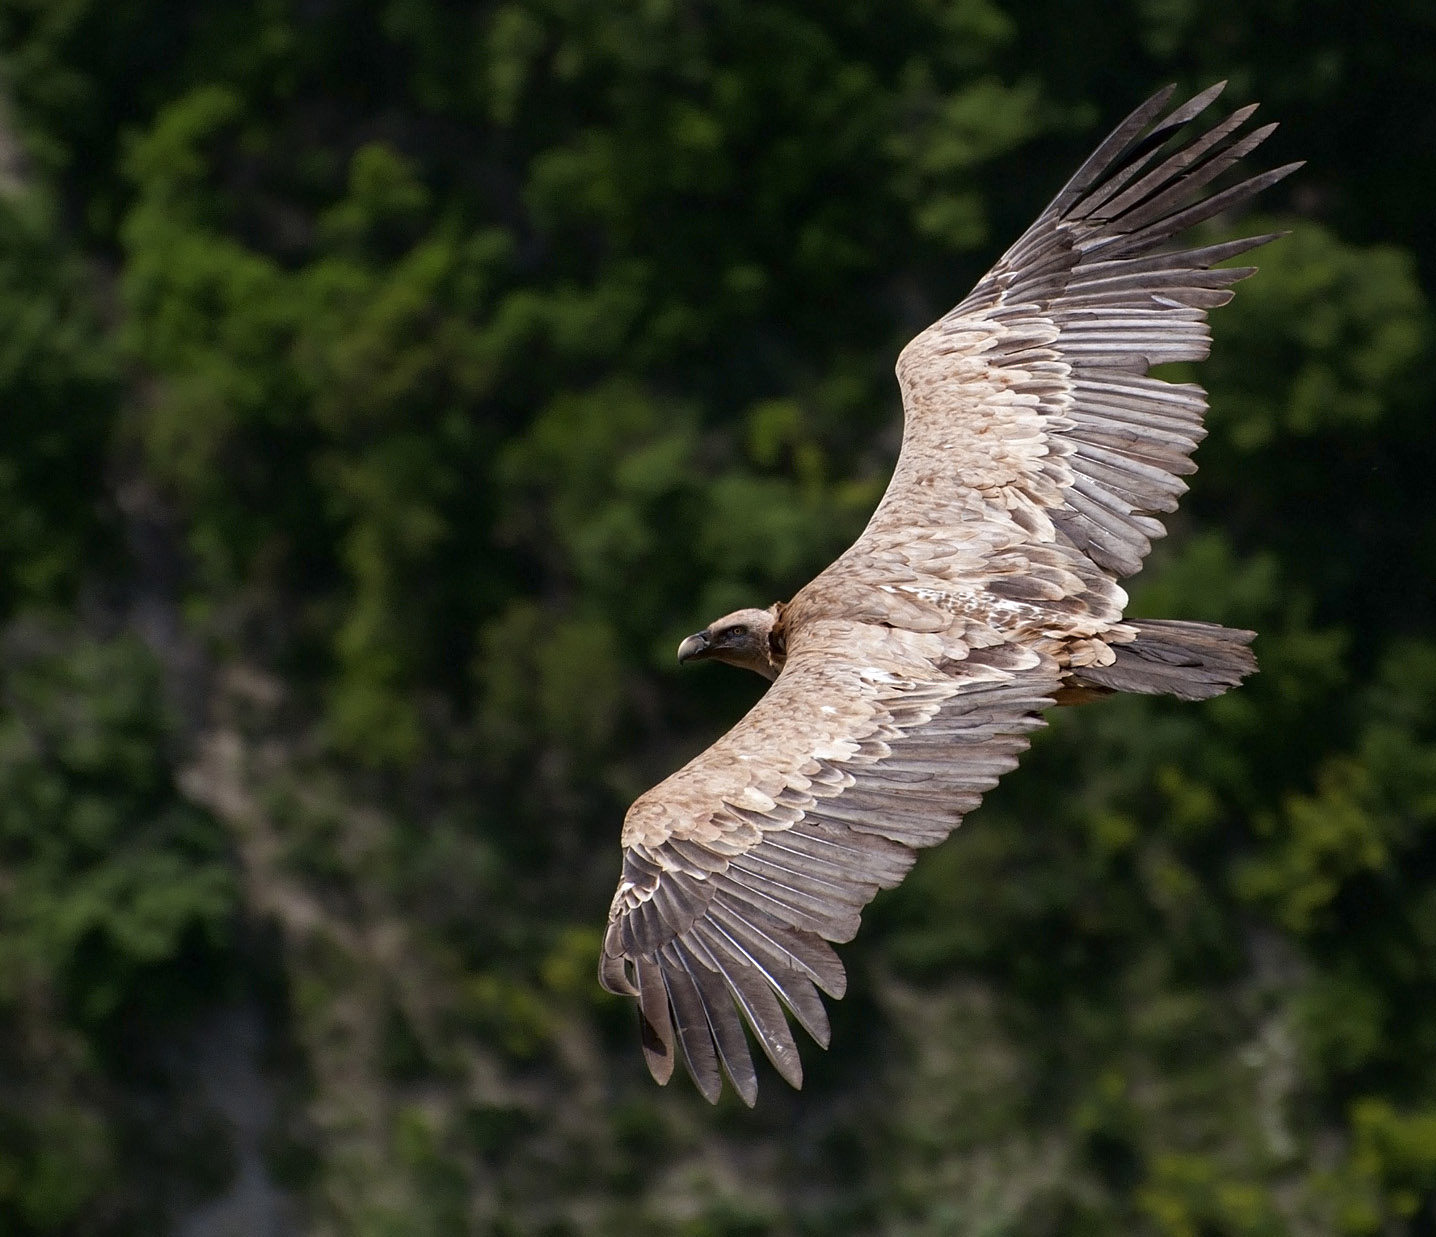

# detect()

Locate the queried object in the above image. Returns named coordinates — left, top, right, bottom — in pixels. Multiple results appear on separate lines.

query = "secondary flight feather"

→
left=599, top=83, right=1299, bottom=1105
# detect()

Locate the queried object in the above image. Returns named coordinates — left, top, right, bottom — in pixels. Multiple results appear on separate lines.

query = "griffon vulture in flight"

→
left=599, top=83, right=1298, bottom=1105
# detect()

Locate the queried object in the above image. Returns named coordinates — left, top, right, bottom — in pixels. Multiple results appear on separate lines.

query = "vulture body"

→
left=599, top=84, right=1298, bottom=1105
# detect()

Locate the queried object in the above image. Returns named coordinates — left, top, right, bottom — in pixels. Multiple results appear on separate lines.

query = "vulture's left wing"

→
left=600, top=628, right=1059, bottom=1104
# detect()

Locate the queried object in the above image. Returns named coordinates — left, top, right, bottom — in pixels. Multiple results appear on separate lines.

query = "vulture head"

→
left=676, top=606, right=784, bottom=680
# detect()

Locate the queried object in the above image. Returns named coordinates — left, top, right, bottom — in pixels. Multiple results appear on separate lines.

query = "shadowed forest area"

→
left=0, top=1, right=1433, bottom=1233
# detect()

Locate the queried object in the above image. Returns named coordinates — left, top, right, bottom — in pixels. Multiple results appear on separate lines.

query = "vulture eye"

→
left=728, top=625, right=748, bottom=638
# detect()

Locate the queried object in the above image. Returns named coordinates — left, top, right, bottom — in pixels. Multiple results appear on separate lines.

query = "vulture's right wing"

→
left=847, top=83, right=1299, bottom=595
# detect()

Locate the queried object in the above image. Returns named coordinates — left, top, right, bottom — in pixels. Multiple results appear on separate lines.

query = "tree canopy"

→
left=0, top=1, right=1432, bottom=1233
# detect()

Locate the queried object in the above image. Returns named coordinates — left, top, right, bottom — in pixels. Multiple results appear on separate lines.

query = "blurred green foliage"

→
left=0, top=622, right=237, bottom=1233
left=0, top=0, right=1431, bottom=1232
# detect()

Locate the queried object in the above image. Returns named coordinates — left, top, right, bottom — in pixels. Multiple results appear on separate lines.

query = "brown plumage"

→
left=599, top=84, right=1299, bottom=1105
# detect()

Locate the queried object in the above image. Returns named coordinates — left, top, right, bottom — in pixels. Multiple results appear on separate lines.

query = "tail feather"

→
left=1075, top=619, right=1257, bottom=701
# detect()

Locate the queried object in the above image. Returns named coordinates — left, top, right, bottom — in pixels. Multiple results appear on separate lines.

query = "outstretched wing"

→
left=601, top=625, right=1059, bottom=1104
left=858, top=82, right=1298, bottom=585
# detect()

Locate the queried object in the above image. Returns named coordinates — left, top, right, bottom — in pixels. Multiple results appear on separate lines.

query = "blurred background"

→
left=0, top=1, right=1432, bottom=1234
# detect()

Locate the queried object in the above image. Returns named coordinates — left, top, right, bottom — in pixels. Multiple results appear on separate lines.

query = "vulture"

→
left=599, top=83, right=1298, bottom=1105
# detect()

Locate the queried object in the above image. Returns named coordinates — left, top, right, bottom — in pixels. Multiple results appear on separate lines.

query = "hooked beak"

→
left=676, top=631, right=710, bottom=664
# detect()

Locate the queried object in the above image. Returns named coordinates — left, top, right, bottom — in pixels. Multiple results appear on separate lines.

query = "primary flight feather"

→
left=599, top=83, right=1299, bottom=1106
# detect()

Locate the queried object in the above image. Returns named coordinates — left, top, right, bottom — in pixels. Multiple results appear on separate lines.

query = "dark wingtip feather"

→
left=640, top=1012, right=675, bottom=1085
left=636, top=958, right=676, bottom=1084
left=675, top=945, right=760, bottom=1106
left=663, top=964, right=724, bottom=1103
left=598, top=946, right=637, bottom=997
left=1050, top=85, right=1179, bottom=211
left=1138, top=80, right=1228, bottom=149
